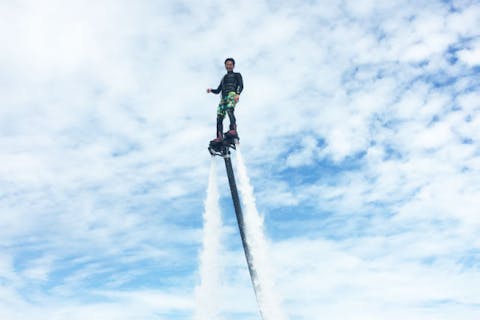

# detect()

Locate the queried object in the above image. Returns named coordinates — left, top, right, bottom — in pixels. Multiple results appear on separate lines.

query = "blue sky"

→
left=1, top=0, right=480, bottom=319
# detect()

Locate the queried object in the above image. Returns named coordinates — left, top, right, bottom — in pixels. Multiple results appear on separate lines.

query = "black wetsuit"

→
left=211, top=71, right=244, bottom=97
left=212, top=71, right=243, bottom=138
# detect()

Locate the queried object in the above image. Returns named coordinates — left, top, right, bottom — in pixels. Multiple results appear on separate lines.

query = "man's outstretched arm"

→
left=208, top=79, right=222, bottom=94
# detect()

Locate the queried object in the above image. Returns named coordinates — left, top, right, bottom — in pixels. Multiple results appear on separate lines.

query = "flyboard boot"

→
left=225, top=124, right=239, bottom=142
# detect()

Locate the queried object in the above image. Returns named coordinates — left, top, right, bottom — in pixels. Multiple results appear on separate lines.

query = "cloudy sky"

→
left=1, top=0, right=479, bottom=319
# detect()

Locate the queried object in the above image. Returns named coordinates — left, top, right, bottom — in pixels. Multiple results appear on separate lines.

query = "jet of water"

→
left=235, top=149, right=287, bottom=320
left=194, top=159, right=224, bottom=320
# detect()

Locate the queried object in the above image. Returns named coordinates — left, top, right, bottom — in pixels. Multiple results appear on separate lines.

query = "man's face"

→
left=225, top=61, right=234, bottom=72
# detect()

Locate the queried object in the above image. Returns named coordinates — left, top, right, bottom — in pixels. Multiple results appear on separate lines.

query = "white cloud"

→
left=457, top=46, right=480, bottom=66
left=0, top=0, right=479, bottom=319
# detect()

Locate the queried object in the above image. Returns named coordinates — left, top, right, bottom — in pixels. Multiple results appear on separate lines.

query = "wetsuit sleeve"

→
left=211, top=78, right=223, bottom=94
left=235, top=73, right=243, bottom=94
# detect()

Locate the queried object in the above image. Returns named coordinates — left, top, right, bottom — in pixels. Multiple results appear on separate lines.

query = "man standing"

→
left=207, top=57, right=243, bottom=143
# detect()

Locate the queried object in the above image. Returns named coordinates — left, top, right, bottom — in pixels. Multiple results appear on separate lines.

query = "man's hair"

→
left=224, top=57, right=235, bottom=66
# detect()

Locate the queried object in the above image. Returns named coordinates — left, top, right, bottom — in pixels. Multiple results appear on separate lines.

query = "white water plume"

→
left=235, top=149, right=287, bottom=320
left=194, top=159, right=224, bottom=320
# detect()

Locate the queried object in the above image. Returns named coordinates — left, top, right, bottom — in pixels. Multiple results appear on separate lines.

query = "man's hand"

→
left=206, top=88, right=212, bottom=93
left=234, top=94, right=240, bottom=103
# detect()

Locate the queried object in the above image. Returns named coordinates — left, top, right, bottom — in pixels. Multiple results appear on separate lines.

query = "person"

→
left=207, top=57, right=243, bottom=142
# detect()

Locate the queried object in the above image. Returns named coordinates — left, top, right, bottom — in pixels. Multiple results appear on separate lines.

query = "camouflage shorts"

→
left=217, top=91, right=237, bottom=117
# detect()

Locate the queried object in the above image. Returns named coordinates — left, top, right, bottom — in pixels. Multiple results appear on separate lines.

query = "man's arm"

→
left=210, top=78, right=223, bottom=94
left=235, top=73, right=243, bottom=94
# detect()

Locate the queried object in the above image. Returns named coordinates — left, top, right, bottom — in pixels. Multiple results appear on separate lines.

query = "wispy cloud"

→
left=0, top=0, right=479, bottom=319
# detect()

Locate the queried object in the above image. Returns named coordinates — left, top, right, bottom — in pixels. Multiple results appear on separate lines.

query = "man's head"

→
left=224, top=57, right=235, bottom=72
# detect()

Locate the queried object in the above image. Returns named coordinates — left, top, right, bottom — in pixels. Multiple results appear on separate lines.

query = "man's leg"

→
left=225, top=92, right=237, bottom=134
left=213, top=98, right=227, bottom=141
left=216, top=114, right=225, bottom=140
left=226, top=108, right=236, bottom=131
